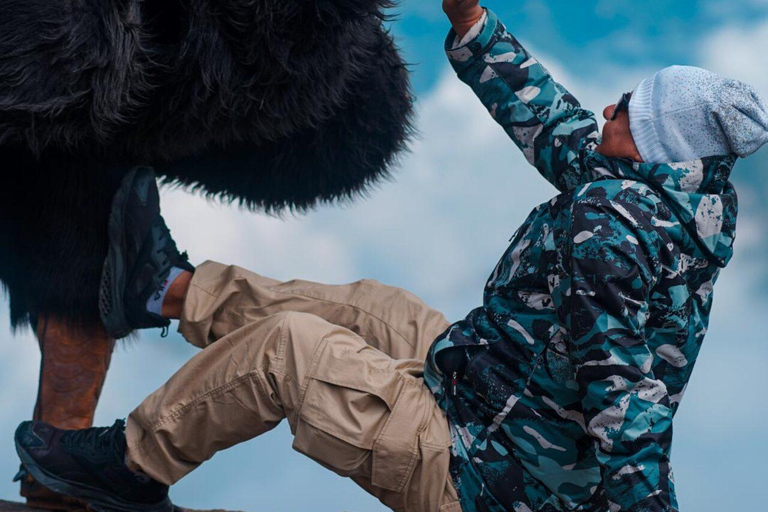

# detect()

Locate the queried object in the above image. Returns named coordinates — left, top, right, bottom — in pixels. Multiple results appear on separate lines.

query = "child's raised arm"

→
left=444, top=3, right=600, bottom=192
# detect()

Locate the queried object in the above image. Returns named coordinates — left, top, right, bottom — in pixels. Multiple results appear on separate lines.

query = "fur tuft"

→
left=0, top=0, right=413, bottom=167
left=0, top=0, right=150, bottom=152
left=156, top=26, right=414, bottom=212
left=0, top=0, right=414, bottom=329
left=0, top=151, right=124, bottom=330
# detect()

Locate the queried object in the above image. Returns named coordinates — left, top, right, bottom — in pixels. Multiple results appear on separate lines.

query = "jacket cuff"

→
left=445, top=8, right=501, bottom=73
left=451, top=10, right=488, bottom=48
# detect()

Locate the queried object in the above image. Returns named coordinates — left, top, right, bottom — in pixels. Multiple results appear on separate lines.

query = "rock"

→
left=0, top=501, right=239, bottom=512
left=0, top=501, right=46, bottom=512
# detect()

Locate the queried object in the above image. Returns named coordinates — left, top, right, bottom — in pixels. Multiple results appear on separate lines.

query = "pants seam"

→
left=189, top=282, right=216, bottom=298
left=128, top=434, right=153, bottom=457
left=420, top=441, right=449, bottom=451
left=292, top=334, right=332, bottom=426
left=264, top=284, right=419, bottom=350
left=274, top=312, right=289, bottom=374
left=149, top=311, right=296, bottom=431
left=147, top=372, right=257, bottom=431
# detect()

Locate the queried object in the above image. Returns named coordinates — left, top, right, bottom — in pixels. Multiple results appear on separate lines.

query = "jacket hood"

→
left=583, top=150, right=738, bottom=268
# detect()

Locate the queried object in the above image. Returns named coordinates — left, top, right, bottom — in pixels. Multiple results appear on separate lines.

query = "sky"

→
left=2, top=1, right=768, bottom=511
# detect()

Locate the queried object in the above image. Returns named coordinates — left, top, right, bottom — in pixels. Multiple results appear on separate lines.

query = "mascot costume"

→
left=0, top=0, right=412, bottom=508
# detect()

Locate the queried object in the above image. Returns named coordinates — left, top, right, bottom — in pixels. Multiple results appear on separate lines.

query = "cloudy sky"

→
left=2, top=1, right=768, bottom=511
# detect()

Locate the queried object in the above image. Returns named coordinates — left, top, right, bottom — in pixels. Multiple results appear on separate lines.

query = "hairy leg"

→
left=33, top=316, right=115, bottom=428
left=160, top=271, right=192, bottom=320
left=21, top=316, right=115, bottom=511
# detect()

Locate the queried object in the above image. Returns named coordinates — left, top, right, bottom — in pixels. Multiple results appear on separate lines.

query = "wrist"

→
left=448, top=6, right=485, bottom=39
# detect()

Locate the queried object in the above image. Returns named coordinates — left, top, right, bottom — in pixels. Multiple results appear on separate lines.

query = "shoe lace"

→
left=152, top=218, right=190, bottom=269
left=153, top=218, right=174, bottom=263
left=63, top=420, right=126, bottom=458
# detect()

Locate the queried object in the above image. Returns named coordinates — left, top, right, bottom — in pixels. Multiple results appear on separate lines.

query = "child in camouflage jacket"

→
left=429, top=2, right=767, bottom=511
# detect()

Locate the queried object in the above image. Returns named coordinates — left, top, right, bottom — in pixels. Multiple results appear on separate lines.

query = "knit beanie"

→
left=629, top=65, right=768, bottom=163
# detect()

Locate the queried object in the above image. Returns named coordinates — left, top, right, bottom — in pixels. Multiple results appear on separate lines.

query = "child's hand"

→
left=443, top=0, right=484, bottom=38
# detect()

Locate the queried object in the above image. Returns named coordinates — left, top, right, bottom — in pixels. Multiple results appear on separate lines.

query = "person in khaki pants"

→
left=128, top=260, right=462, bottom=512
left=15, top=165, right=463, bottom=512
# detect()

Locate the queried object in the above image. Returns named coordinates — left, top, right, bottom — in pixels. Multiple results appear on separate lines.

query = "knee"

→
left=357, top=278, right=413, bottom=304
left=242, top=311, right=303, bottom=347
left=359, top=278, right=432, bottom=313
left=272, top=310, right=321, bottom=334
left=277, top=311, right=335, bottom=349
left=260, top=311, right=341, bottom=387
left=248, top=311, right=333, bottom=362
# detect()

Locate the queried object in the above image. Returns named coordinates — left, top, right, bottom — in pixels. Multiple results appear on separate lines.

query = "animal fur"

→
left=0, top=0, right=413, bottom=329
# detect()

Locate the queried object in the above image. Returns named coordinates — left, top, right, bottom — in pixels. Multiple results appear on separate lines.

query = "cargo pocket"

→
left=293, top=335, right=407, bottom=479
left=370, top=379, right=430, bottom=493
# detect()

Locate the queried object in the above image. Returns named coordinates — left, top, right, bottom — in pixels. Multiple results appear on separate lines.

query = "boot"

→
left=18, top=315, right=116, bottom=512
left=15, top=420, right=172, bottom=512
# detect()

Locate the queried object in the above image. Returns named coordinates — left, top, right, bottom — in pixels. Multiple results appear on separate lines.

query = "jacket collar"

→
left=582, top=150, right=739, bottom=268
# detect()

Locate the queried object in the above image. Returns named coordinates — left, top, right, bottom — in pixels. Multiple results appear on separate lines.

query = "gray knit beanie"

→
left=629, top=65, right=768, bottom=163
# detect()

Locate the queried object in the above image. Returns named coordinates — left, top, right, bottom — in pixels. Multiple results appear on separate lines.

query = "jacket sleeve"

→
left=551, top=194, right=679, bottom=512
left=446, top=9, right=600, bottom=193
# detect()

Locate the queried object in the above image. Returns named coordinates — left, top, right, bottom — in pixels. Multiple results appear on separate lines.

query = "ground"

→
left=0, top=500, right=235, bottom=512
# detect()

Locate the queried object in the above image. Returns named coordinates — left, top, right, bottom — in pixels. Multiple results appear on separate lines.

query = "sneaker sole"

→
left=99, top=167, right=145, bottom=340
left=15, top=441, right=173, bottom=512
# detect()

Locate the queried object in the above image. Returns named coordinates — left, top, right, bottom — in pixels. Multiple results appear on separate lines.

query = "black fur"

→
left=0, top=0, right=414, bottom=329
left=0, top=152, right=125, bottom=330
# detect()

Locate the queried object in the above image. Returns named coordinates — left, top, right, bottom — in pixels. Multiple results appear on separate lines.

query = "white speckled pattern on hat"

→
left=628, top=65, right=768, bottom=164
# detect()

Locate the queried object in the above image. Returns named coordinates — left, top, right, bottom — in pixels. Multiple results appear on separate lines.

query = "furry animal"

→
left=0, top=0, right=413, bottom=329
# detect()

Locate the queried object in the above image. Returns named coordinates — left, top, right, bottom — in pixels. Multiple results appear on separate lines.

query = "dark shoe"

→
left=99, top=166, right=194, bottom=339
left=16, top=464, right=89, bottom=512
left=15, top=420, right=172, bottom=512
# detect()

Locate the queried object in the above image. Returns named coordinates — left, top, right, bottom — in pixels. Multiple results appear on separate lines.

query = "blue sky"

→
left=2, top=1, right=768, bottom=511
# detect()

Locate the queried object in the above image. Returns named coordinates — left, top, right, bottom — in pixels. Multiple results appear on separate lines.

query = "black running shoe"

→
left=99, top=166, right=194, bottom=339
left=15, top=420, right=172, bottom=512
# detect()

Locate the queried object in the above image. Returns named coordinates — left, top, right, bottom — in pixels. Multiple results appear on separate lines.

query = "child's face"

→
left=596, top=98, right=643, bottom=162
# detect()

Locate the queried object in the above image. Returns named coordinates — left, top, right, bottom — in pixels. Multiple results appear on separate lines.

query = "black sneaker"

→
left=99, top=166, right=194, bottom=339
left=15, top=420, right=172, bottom=512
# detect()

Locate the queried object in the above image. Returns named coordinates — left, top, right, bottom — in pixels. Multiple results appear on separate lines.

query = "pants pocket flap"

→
left=298, top=337, right=404, bottom=450
left=310, top=340, right=403, bottom=409
left=371, top=381, right=429, bottom=493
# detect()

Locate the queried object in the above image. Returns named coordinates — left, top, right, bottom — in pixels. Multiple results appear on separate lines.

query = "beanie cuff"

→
left=629, top=74, right=670, bottom=164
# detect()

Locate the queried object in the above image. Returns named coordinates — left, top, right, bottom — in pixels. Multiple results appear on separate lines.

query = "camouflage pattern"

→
left=424, top=9, right=739, bottom=512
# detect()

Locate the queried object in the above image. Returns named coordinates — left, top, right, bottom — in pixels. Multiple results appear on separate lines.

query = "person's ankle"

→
left=160, top=270, right=193, bottom=320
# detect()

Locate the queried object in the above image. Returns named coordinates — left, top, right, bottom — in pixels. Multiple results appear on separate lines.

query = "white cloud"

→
left=704, top=0, right=768, bottom=19
left=700, top=18, right=768, bottom=96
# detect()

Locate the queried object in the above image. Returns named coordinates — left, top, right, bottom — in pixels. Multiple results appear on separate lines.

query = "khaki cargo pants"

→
left=125, top=261, right=462, bottom=512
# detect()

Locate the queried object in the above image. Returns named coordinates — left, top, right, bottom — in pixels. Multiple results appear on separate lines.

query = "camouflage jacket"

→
left=424, top=9, right=738, bottom=512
